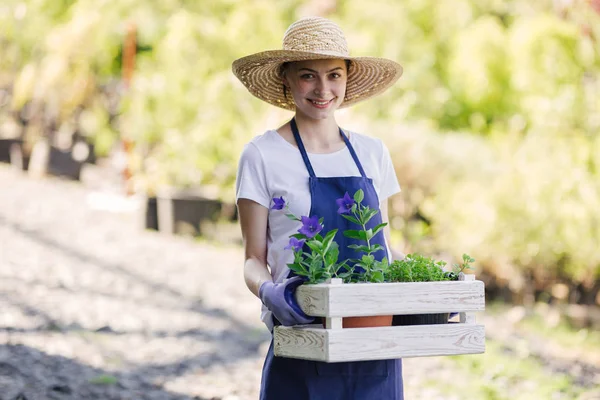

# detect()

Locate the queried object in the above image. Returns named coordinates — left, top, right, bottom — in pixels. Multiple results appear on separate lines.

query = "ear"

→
left=282, top=75, right=290, bottom=88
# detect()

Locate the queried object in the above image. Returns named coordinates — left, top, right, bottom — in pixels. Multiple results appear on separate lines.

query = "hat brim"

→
left=232, top=50, right=403, bottom=111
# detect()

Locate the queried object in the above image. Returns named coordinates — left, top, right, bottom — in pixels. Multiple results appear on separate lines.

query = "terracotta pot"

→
left=322, top=315, right=393, bottom=328
left=344, top=315, right=393, bottom=328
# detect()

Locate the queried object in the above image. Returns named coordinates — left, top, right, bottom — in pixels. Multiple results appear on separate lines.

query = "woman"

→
left=232, top=16, right=405, bottom=400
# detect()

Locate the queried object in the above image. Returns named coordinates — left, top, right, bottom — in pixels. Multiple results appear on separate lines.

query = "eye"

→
left=300, top=73, right=314, bottom=79
left=330, top=72, right=342, bottom=79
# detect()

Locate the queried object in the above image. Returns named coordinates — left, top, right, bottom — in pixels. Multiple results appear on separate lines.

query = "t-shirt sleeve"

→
left=379, top=140, right=401, bottom=201
left=235, top=142, right=271, bottom=208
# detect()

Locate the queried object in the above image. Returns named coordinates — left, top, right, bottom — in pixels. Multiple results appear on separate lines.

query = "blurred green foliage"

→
left=0, top=0, right=598, bottom=294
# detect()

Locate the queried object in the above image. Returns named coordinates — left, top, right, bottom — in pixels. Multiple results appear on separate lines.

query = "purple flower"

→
left=336, top=192, right=355, bottom=214
left=284, top=237, right=305, bottom=252
left=298, top=216, right=323, bottom=238
left=271, top=196, right=286, bottom=210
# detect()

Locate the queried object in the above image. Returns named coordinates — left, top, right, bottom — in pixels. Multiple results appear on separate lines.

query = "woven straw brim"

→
left=232, top=50, right=403, bottom=111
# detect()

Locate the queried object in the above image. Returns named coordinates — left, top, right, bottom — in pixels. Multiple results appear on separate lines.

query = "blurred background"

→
left=0, top=0, right=599, bottom=399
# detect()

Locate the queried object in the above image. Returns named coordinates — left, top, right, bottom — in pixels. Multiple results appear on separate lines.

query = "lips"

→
left=309, top=98, right=334, bottom=108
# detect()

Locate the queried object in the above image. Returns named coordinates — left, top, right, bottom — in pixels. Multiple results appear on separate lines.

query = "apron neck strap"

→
left=290, top=118, right=367, bottom=179
left=340, top=129, right=367, bottom=178
left=290, top=118, right=316, bottom=178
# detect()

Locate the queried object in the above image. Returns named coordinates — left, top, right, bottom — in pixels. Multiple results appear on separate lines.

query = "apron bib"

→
left=260, top=119, right=404, bottom=400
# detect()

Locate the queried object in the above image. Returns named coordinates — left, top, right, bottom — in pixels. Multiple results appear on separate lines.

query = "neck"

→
left=293, top=113, right=340, bottom=146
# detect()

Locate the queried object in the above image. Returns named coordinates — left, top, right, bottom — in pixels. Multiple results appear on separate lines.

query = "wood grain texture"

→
left=273, top=325, right=328, bottom=360
left=295, top=280, right=485, bottom=317
left=274, top=324, right=485, bottom=362
left=324, top=278, right=343, bottom=328
left=459, top=274, right=476, bottom=324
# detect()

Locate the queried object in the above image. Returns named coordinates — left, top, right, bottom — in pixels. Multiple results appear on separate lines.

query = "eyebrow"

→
left=298, top=67, right=344, bottom=73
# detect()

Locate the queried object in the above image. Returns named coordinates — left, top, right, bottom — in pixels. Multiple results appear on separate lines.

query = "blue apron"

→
left=260, top=118, right=404, bottom=400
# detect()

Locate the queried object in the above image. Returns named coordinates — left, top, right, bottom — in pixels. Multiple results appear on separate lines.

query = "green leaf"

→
left=334, top=260, right=349, bottom=275
left=309, top=258, right=323, bottom=270
left=287, top=263, right=309, bottom=276
left=343, top=230, right=363, bottom=240
left=363, top=209, right=379, bottom=224
left=361, top=254, right=375, bottom=264
left=285, top=213, right=299, bottom=221
left=369, top=244, right=385, bottom=253
left=324, top=244, right=339, bottom=266
left=353, top=189, right=364, bottom=204
left=347, top=244, right=372, bottom=253
left=293, top=251, right=304, bottom=263
left=371, top=271, right=385, bottom=282
left=372, top=222, right=388, bottom=236
left=322, top=233, right=338, bottom=255
left=306, top=240, right=322, bottom=253
left=365, top=228, right=374, bottom=240
left=340, top=214, right=361, bottom=225
left=290, top=233, right=307, bottom=240
left=319, top=217, right=324, bottom=225
left=323, top=229, right=337, bottom=242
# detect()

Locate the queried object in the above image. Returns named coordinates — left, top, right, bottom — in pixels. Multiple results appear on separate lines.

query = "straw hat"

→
left=232, top=16, right=403, bottom=111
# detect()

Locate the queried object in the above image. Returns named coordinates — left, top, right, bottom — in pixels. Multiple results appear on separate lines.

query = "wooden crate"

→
left=273, top=274, right=485, bottom=362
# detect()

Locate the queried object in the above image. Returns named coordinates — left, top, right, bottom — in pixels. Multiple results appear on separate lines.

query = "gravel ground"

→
left=0, top=163, right=269, bottom=400
left=1, top=163, right=597, bottom=400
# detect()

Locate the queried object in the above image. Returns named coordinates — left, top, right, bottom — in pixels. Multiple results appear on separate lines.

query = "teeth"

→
left=312, top=100, right=330, bottom=105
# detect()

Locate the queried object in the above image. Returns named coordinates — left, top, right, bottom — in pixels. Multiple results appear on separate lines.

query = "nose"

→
left=314, top=77, right=330, bottom=97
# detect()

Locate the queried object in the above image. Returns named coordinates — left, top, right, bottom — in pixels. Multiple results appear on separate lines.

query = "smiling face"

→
left=282, top=59, right=348, bottom=121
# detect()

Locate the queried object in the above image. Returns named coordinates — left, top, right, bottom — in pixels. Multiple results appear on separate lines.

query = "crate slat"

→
left=296, top=280, right=485, bottom=317
left=274, top=323, right=485, bottom=362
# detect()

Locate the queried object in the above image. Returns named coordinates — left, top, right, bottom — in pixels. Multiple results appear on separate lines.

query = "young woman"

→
left=232, top=16, right=405, bottom=400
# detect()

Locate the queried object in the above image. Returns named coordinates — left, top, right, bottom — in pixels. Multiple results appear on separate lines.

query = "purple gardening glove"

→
left=259, top=276, right=314, bottom=326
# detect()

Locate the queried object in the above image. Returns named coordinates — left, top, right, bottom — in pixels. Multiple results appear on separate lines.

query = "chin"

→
left=310, top=111, right=335, bottom=120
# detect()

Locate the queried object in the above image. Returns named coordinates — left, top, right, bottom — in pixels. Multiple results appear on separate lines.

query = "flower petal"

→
left=271, top=196, right=286, bottom=210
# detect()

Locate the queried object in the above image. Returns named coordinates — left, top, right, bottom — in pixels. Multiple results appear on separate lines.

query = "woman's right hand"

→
left=259, top=277, right=315, bottom=326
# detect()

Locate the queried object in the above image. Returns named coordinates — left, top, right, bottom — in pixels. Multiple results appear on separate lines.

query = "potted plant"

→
left=270, top=191, right=485, bottom=361
left=387, top=253, right=475, bottom=325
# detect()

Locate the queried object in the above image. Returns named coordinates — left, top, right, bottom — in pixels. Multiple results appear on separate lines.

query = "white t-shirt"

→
left=235, top=129, right=401, bottom=329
